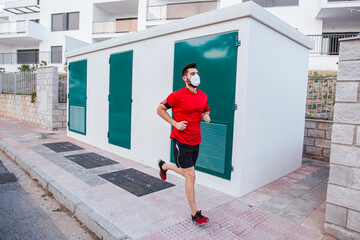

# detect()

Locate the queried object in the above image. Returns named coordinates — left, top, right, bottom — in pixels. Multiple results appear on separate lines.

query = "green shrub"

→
left=30, top=92, right=36, bottom=103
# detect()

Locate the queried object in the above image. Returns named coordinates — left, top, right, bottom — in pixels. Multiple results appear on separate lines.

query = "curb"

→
left=0, top=140, right=130, bottom=240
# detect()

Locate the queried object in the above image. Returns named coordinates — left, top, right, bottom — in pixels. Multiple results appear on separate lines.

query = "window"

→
left=52, top=13, right=64, bottom=31
left=52, top=12, right=79, bottom=31
left=68, top=12, right=79, bottom=30
left=17, top=49, right=39, bottom=64
left=243, top=0, right=299, bottom=7
left=51, top=46, right=62, bottom=63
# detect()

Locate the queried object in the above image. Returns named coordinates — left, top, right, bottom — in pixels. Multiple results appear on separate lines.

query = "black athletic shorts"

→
left=172, top=138, right=199, bottom=169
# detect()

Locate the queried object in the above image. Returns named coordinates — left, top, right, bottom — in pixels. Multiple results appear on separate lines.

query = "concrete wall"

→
left=0, top=67, right=67, bottom=130
left=221, top=0, right=323, bottom=34
left=238, top=18, right=309, bottom=195
left=308, top=55, right=339, bottom=72
left=38, top=0, right=93, bottom=69
left=66, top=3, right=312, bottom=196
left=303, top=119, right=332, bottom=162
left=324, top=37, right=360, bottom=239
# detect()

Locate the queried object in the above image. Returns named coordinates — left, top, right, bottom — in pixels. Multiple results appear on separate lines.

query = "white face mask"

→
left=190, top=74, right=200, bottom=87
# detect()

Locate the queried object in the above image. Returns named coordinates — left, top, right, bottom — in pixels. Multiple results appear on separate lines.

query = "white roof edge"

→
left=65, top=1, right=314, bottom=59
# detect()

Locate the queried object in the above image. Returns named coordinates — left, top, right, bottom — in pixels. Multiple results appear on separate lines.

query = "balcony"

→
left=92, top=0, right=138, bottom=42
left=93, top=19, right=138, bottom=34
left=327, top=0, right=360, bottom=2
left=147, top=0, right=219, bottom=22
left=308, top=33, right=359, bottom=55
left=0, top=51, right=62, bottom=65
left=3, top=0, right=40, bottom=15
left=0, top=20, right=45, bottom=45
left=318, top=0, right=360, bottom=18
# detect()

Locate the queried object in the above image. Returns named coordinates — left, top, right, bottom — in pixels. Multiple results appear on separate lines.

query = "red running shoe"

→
left=192, top=210, right=209, bottom=225
left=158, top=159, right=167, bottom=181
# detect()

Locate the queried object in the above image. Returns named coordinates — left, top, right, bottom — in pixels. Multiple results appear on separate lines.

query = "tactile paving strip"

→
left=99, top=168, right=175, bottom=197
left=43, top=141, right=84, bottom=152
left=237, top=207, right=272, bottom=227
left=65, top=152, right=118, bottom=169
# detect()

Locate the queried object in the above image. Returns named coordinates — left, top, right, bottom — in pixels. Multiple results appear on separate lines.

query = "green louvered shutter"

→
left=68, top=60, right=87, bottom=135
left=108, top=50, right=133, bottom=149
left=172, top=32, right=238, bottom=180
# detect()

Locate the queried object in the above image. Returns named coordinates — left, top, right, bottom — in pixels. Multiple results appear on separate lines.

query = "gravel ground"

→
left=0, top=150, right=94, bottom=240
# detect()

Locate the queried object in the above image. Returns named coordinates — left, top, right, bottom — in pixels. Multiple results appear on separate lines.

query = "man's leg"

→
left=162, top=163, right=185, bottom=177
left=183, top=167, right=197, bottom=216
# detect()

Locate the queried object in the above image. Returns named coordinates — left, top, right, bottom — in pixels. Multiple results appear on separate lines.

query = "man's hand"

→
left=202, top=113, right=211, bottom=123
left=174, top=121, right=188, bottom=131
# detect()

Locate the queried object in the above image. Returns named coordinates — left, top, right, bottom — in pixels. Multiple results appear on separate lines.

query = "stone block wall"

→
left=324, top=37, right=360, bottom=239
left=0, top=94, right=39, bottom=127
left=303, top=119, right=332, bottom=162
left=0, top=67, right=67, bottom=131
left=53, top=103, right=67, bottom=130
left=36, top=67, right=67, bottom=130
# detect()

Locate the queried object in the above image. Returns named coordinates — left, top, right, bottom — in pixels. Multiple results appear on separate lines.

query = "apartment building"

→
left=0, top=0, right=359, bottom=73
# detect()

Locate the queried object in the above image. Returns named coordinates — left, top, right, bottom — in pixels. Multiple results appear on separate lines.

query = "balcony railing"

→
left=328, top=0, right=360, bottom=2
left=1, top=71, right=36, bottom=95
left=306, top=78, right=336, bottom=120
left=0, top=21, right=26, bottom=34
left=147, top=0, right=219, bottom=21
left=0, top=51, right=63, bottom=65
left=308, top=33, right=359, bottom=55
left=93, top=19, right=138, bottom=34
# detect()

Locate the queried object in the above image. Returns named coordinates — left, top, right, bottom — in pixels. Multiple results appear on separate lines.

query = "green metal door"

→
left=108, top=50, right=133, bottom=149
left=68, top=59, right=87, bottom=135
left=172, top=32, right=239, bottom=180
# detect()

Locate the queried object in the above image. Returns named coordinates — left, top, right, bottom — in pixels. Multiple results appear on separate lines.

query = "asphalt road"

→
left=0, top=160, right=66, bottom=240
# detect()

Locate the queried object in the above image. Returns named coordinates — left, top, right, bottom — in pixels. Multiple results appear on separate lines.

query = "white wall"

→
left=93, top=4, right=112, bottom=22
left=27, top=20, right=46, bottom=40
left=148, top=0, right=213, bottom=5
left=323, top=18, right=360, bottom=33
left=265, top=0, right=323, bottom=35
left=221, top=0, right=323, bottom=35
left=65, top=36, right=89, bottom=52
left=6, top=12, right=39, bottom=22
left=309, top=55, right=339, bottom=71
left=0, top=42, right=13, bottom=51
left=237, top=18, right=309, bottom=195
left=67, top=5, right=310, bottom=196
left=0, top=43, right=39, bottom=52
left=137, top=0, right=147, bottom=31
left=39, top=0, right=93, bottom=60
left=0, top=42, right=40, bottom=73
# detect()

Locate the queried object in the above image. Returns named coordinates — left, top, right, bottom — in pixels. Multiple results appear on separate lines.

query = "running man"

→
left=156, top=62, right=210, bottom=225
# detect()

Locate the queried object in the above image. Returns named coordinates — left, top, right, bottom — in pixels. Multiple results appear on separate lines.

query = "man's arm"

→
left=156, top=104, right=188, bottom=131
left=202, top=111, right=211, bottom=123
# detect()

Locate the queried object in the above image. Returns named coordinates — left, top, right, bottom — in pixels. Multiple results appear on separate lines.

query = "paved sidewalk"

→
left=0, top=117, right=334, bottom=240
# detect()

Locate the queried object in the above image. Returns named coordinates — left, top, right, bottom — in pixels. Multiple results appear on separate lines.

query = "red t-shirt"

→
left=162, top=88, right=210, bottom=145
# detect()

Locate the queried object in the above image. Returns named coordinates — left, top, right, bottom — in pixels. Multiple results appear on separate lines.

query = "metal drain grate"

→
left=99, top=168, right=175, bottom=197
left=65, top=152, right=118, bottom=169
left=0, top=173, right=17, bottom=185
left=43, top=142, right=84, bottom=152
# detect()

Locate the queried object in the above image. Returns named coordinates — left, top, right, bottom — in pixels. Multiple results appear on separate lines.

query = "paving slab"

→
left=0, top=117, right=331, bottom=240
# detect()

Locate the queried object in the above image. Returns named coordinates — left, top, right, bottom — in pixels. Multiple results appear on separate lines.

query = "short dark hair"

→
left=181, top=62, right=197, bottom=76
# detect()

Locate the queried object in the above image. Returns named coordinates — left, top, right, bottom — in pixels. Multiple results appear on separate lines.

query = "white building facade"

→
left=0, top=0, right=359, bottom=72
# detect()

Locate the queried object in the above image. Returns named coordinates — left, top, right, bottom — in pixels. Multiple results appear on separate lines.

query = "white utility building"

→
left=65, top=2, right=313, bottom=196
